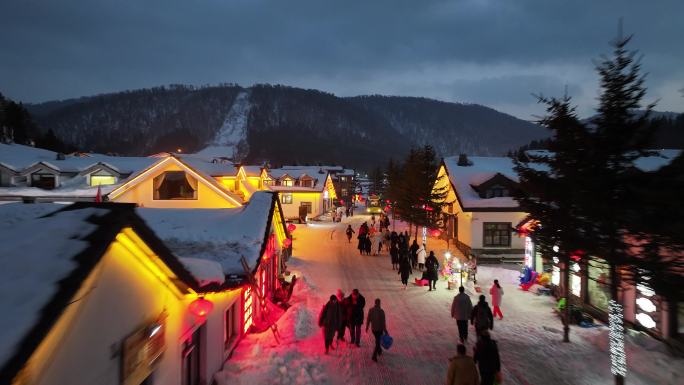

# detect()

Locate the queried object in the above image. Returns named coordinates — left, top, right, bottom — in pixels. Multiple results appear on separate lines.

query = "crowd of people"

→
left=318, top=288, right=389, bottom=362
left=325, top=211, right=507, bottom=383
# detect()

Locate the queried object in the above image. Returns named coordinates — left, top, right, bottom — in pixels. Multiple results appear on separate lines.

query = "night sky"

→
left=1, top=0, right=682, bottom=119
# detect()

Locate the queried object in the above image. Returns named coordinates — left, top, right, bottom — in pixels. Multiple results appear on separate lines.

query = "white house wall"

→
left=470, top=211, right=528, bottom=250
left=279, top=192, right=323, bottom=219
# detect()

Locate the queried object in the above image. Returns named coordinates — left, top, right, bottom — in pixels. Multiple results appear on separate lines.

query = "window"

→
left=300, top=178, right=313, bottom=188
left=90, top=174, right=117, bottom=186
left=486, top=185, right=509, bottom=198
left=281, top=178, right=293, bottom=187
left=340, top=176, right=347, bottom=182
left=153, top=171, right=198, bottom=200
left=281, top=193, right=293, bottom=204
left=300, top=202, right=312, bottom=214
left=587, top=259, right=611, bottom=311
left=181, top=326, right=202, bottom=385
left=483, top=222, right=511, bottom=247
left=31, top=173, right=56, bottom=189
left=263, top=178, right=273, bottom=186
left=224, top=303, right=238, bottom=349
left=341, top=188, right=348, bottom=197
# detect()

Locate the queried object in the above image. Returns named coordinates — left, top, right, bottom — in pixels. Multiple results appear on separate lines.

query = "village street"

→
left=218, top=213, right=682, bottom=385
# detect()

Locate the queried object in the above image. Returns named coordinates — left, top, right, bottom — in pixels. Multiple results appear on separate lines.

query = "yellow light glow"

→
left=116, top=228, right=193, bottom=298
left=90, top=175, right=117, bottom=186
left=109, top=157, right=242, bottom=206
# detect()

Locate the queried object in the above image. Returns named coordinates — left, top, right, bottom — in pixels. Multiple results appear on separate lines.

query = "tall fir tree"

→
left=513, top=95, right=594, bottom=343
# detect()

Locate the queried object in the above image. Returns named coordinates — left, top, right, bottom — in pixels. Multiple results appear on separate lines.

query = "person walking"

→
left=473, top=331, right=501, bottom=385
left=337, top=289, right=349, bottom=344
left=348, top=289, right=366, bottom=347
left=398, top=255, right=413, bottom=289
left=409, top=239, right=419, bottom=269
left=374, top=230, right=383, bottom=256
left=470, top=295, right=494, bottom=338
left=446, top=344, right=480, bottom=385
left=417, top=243, right=427, bottom=270
left=390, top=243, right=399, bottom=270
left=425, top=251, right=439, bottom=291
left=345, top=225, right=355, bottom=243
left=318, top=295, right=341, bottom=354
left=490, top=279, right=504, bottom=320
left=365, top=298, right=388, bottom=362
left=451, top=286, right=474, bottom=343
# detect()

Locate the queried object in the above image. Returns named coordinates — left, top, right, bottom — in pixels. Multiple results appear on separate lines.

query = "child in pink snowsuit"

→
left=490, top=279, right=504, bottom=320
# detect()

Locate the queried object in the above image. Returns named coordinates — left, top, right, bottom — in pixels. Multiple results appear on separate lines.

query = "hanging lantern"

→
left=430, top=229, right=441, bottom=237
left=282, top=238, right=292, bottom=248
left=189, top=297, right=213, bottom=317
left=287, top=224, right=297, bottom=232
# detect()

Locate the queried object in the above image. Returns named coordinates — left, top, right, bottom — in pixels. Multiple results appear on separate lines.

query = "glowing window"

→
left=90, top=175, right=117, bottom=186
left=153, top=171, right=197, bottom=200
left=282, top=193, right=293, bottom=204
left=281, top=178, right=293, bottom=187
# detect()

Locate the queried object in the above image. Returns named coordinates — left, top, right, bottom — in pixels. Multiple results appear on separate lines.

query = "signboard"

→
left=121, top=312, right=166, bottom=385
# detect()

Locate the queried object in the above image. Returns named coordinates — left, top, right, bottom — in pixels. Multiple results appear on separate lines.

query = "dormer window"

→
left=281, top=178, right=293, bottom=187
left=300, top=177, right=313, bottom=188
left=90, top=172, right=117, bottom=186
left=31, top=173, right=56, bottom=190
left=486, top=185, right=509, bottom=198
left=153, top=171, right=198, bottom=200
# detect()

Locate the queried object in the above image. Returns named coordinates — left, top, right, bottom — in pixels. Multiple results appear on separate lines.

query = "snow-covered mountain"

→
left=27, top=84, right=548, bottom=169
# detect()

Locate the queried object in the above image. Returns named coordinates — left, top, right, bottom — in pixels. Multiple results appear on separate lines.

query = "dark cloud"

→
left=1, top=0, right=682, bottom=118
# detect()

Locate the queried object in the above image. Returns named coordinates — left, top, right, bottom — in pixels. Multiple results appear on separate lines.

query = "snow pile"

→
left=214, top=268, right=328, bottom=385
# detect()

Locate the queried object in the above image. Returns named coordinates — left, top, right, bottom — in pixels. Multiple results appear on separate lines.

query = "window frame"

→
left=482, top=222, right=512, bottom=247
left=281, top=193, right=293, bottom=204
left=31, top=172, right=56, bottom=190
left=281, top=178, right=293, bottom=187
left=153, top=171, right=198, bottom=201
left=90, top=174, right=117, bottom=186
left=300, top=202, right=312, bottom=214
left=224, top=303, right=238, bottom=350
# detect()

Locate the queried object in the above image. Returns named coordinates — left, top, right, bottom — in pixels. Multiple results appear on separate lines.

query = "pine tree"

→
left=578, top=32, right=656, bottom=385
left=513, top=95, right=593, bottom=343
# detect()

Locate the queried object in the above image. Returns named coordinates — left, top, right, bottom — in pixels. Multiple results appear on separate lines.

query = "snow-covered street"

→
left=218, top=214, right=683, bottom=385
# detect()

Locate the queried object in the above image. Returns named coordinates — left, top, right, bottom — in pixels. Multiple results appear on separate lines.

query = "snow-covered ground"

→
left=216, top=214, right=683, bottom=385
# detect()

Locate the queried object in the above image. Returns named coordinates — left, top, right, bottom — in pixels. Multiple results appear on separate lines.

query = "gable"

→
left=78, top=163, right=122, bottom=178
left=108, top=157, right=242, bottom=207
left=20, top=163, right=60, bottom=176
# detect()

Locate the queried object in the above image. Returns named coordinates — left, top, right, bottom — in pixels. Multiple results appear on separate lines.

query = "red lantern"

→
left=189, top=297, right=213, bottom=317
left=282, top=238, right=292, bottom=248
left=430, top=229, right=441, bottom=237
left=287, top=223, right=297, bottom=232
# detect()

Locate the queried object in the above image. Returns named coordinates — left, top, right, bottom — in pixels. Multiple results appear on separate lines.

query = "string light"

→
left=608, top=300, right=627, bottom=377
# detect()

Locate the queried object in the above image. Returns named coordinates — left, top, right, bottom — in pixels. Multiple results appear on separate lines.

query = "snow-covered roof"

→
left=0, top=202, right=214, bottom=379
left=442, top=156, right=521, bottom=210
left=0, top=204, right=109, bottom=373
left=242, top=165, right=263, bottom=176
left=525, top=149, right=681, bottom=172
left=0, top=143, right=156, bottom=174
left=138, top=191, right=279, bottom=276
left=267, top=167, right=328, bottom=192
left=180, top=156, right=239, bottom=177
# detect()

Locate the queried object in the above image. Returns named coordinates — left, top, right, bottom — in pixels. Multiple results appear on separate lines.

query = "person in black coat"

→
left=390, top=243, right=399, bottom=270
left=409, top=240, right=419, bottom=269
left=471, top=294, right=494, bottom=337
left=319, top=295, right=342, bottom=354
left=473, top=331, right=501, bottom=385
left=336, top=289, right=349, bottom=343
left=425, top=251, right=439, bottom=291
left=398, top=256, right=413, bottom=288
left=347, top=289, right=366, bottom=347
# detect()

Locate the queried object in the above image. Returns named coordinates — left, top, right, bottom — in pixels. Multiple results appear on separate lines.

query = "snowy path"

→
left=218, top=214, right=682, bottom=385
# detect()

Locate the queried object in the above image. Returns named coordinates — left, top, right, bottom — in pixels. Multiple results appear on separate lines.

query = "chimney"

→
left=457, top=154, right=471, bottom=166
